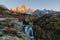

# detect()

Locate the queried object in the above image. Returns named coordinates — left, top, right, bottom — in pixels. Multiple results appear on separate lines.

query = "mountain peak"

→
left=10, top=5, right=35, bottom=12
left=0, top=4, right=8, bottom=10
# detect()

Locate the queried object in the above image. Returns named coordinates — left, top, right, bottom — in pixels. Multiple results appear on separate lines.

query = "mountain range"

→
left=0, top=5, right=57, bottom=18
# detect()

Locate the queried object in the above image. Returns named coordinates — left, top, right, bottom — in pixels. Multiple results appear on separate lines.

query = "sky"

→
left=0, top=0, right=60, bottom=11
